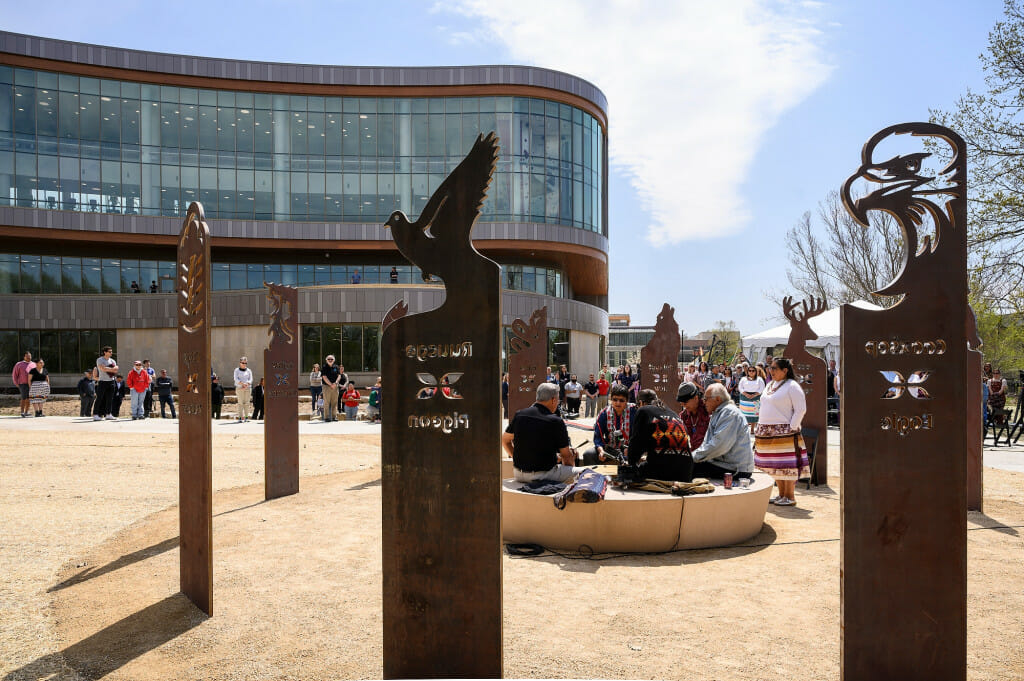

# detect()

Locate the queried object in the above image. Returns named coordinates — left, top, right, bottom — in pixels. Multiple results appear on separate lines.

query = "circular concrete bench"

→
left=502, top=472, right=773, bottom=553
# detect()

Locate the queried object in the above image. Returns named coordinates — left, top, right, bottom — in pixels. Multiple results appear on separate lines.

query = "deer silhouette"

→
left=783, top=296, right=827, bottom=358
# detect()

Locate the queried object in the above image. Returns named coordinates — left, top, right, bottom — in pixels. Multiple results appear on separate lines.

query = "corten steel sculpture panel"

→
left=176, top=201, right=213, bottom=616
left=639, top=303, right=682, bottom=409
left=967, top=348, right=983, bottom=511
left=782, top=296, right=828, bottom=485
left=380, top=132, right=502, bottom=679
left=263, top=281, right=299, bottom=500
left=840, top=123, right=977, bottom=680
left=507, top=306, right=547, bottom=418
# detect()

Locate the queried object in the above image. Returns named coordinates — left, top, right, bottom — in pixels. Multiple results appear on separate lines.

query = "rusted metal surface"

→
left=263, top=281, right=299, bottom=500
left=967, top=348, right=982, bottom=511
left=639, top=303, right=681, bottom=409
left=782, top=296, right=828, bottom=484
left=840, top=123, right=969, bottom=680
left=507, top=306, right=547, bottom=418
left=176, top=201, right=213, bottom=616
left=381, top=132, right=502, bottom=678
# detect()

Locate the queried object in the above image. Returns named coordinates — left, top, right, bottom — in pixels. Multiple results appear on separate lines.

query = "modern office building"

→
left=0, top=32, right=608, bottom=387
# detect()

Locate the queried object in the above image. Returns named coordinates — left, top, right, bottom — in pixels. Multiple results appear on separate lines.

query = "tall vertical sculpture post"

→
left=264, top=282, right=299, bottom=500
left=840, top=123, right=974, bottom=680
left=508, top=306, right=547, bottom=418
left=782, top=296, right=828, bottom=484
left=176, top=202, right=213, bottom=615
left=380, top=133, right=502, bottom=678
left=639, top=303, right=681, bottom=408
left=966, top=323, right=983, bottom=511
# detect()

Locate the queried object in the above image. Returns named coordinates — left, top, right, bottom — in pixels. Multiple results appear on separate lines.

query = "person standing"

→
left=142, top=359, right=155, bottom=418
left=988, top=369, right=1009, bottom=424
left=233, top=356, right=253, bottom=422
left=12, top=351, right=35, bottom=417
left=367, top=377, right=382, bottom=423
left=93, top=346, right=118, bottom=421
left=78, top=370, right=96, bottom=417
left=595, top=372, right=610, bottom=413
left=342, top=381, right=361, bottom=421
left=154, top=369, right=176, bottom=418
left=583, top=373, right=599, bottom=418
left=350, top=269, right=361, bottom=284
left=110, top=374, right=127, bottom=418
left=320, top=355, right=343, bottom=422
left=390, top=266, right=399, bottom=283
left=28, top=359, right=51, bottom=417
left=563, top=374, right=583, bottom=417
left=211, top=375, right=225, bottom=419
left=308, top=363, right=322, bottom=416
left=126, top=360, right=151, bottom=420
left=738, top=365, right=766, bottom=432
left=754, top=358, right=809, bottom=507
left=251, top=377, right=265, bottom=420
left=501, top=372, right=509, bottom=419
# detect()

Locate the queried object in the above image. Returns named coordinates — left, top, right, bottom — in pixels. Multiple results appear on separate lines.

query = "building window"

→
left=0, top=328, right=116, bottom=374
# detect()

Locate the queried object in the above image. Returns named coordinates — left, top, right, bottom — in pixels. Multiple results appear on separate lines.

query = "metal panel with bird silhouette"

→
left=840, top=123, right=973, bottom=680
left=507, top=306, right=548, bottom=418
left=380, top=132, right=503, bottom=678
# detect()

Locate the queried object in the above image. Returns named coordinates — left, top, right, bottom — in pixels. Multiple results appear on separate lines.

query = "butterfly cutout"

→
left=880, top=371, right=931, bottom=400
left=416, top=372, right=464, bottom=399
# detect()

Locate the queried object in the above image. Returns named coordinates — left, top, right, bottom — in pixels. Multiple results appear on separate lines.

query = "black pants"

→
left=252, top=399, right=264, bottom=420
left=80, top=395, right=95, bottom=417
left=143, top=389, right=153, bottom=417
left=159, top=395, right=176, bottom=418
left=212, top=403, right=222, bottom=420
left=111, top=397, right=123, bottom=417
left=692, top=460, right=752, bottom=480
left=566, top=397, right=581, bottom=415
left=638, top=454, right=694, bottom=483
left=94, top=381, right=114, bottom=417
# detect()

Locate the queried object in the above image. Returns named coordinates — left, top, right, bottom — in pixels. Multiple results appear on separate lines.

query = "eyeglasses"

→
left=239, top=361, right=247, bottom=364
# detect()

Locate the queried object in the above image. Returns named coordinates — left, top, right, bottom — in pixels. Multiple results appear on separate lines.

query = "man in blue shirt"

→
left=691, top=383, right=754, bottom=479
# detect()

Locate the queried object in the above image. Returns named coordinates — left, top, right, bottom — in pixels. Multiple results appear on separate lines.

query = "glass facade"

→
left=0, top=328, right=116, bottom=374
left=0, top=65, right=604, bottom=233
left=0, top=252, right=567, bottom=297
left=301, top=323, right=381, bottom=373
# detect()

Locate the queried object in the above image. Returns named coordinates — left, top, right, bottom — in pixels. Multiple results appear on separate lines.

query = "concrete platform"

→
left=502, top=472, right=774, bottom=553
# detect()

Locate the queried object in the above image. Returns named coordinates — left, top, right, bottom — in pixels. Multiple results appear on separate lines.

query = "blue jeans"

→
left=130, top=390, right=146, bottom=418
left=344, top=404, right=359, bottom=421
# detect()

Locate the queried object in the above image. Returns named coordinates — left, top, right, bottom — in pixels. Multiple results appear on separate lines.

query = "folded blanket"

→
left=553, top=468, right=608, bottom=509
left=519, top=481, right=568, bottom=496
left=626, top=477, right=715, bottom=496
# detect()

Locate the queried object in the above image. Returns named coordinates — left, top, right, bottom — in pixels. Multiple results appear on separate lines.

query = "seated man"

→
left=677, top=381, right=710, bottom=450
left=581, top=384, right=637, bottom=465
left=627, top=389, right=694, bottom=482
left=503, top=382, right=584, bottom=482
left=690, top=383, right=754, bottom=479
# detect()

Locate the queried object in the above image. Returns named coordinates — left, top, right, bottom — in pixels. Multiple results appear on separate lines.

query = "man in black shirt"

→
left=154, top=369, right=176, bottom=418
left=583, top=373, right=599, bottom=418
left=502, top=382, right=583, bottom=482
left=628, top=389, right=694, bottom=482
left=320, top=355, right=344, bottom=422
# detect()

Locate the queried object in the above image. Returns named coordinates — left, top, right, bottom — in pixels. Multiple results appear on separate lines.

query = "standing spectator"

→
left=563, top=374, right=583, bottom=417
left=154, top=369, right=176, bottom=418
left=583, top=373, right=599, bottom=418
left=320, top=355, right=342, bottom=422
left=501, top=372, right=509, bottom=419
left=211, top=375, right=225, bottom=419
left=738, top=365, right=766, bottom=432
left=126, top=360, right=151, bottom=420
left=601, top=364, right=615, bottom=384
left=78, top=370, right=96, bottom=417
left=28, top=359, right=50, bottom=417
left=595, top=372, right=610, bottom=413
left=110, top=374, right=127, bottom=418
left=11, top=351, right=35, bottom=417
left=233, top=356, right=253, bottom=422
left=342, top=381, right=361, bottom=420
left=618, top=365, right=637, bottom=397
left=308, top=363, right=322, bottom=416
left=390, top=266, right=399, bottom=283
left=149, top=280, right=159, bottom=293
left=988, top=369, right=1009, bottom=424
left=142, top=359, right=155, bottom=418
left=368, top=377, right=382, bottom=423
left=252, top=377, right=265, bottom=420
left=682, top=364, right=697, bottom=385
left=754, top=358, right=809, bottom=507
left=93, top=346, right=118, bottom=421
left=130, top=280, right=141, bottom=293
left=350, top=269, right=361, bottom=284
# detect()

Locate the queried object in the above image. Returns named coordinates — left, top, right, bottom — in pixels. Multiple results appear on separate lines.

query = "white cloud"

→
left=443, top=0, right=834, bottom=243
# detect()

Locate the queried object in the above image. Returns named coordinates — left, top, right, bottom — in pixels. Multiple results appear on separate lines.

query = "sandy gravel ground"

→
left=1, top=416, right=1022, bottom=680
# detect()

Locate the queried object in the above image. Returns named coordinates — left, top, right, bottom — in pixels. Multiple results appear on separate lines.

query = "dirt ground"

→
left=1, top=421, right=1022, bottom=680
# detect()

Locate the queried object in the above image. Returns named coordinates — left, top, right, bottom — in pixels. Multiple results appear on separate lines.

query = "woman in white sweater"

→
left=753, top=358, right=809, bottom=506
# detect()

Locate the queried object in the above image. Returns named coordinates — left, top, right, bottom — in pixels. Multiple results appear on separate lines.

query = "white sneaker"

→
left=93, top=415, right=102, bottom=421
left=105, top=415, right=117, bottom=421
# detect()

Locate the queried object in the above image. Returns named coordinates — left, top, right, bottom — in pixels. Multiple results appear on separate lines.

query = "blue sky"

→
left=1, top=0, right=1002, bottom=335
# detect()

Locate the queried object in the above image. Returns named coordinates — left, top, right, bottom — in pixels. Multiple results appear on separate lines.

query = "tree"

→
left=783, top=190, right=904, bottom=309
left=931, top=0, right=1024, bottom=366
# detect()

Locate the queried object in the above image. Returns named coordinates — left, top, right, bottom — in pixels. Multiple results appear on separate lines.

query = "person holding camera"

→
left=580, top=384, right=637, bottom=465
left=502, top=382, right=584, bottom=483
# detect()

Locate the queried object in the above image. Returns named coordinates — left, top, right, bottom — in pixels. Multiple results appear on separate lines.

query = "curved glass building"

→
left=0, top=32, right=608, bottom=385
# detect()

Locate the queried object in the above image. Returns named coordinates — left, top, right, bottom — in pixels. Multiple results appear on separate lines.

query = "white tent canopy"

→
left=742, top=300, right=884, bottom=363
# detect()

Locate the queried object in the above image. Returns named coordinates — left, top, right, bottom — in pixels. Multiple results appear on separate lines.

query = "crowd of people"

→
left=503, top=356, right=832, bottom=506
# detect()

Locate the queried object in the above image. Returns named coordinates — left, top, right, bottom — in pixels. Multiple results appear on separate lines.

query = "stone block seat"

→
left=502, top=472, right=773, bottom=553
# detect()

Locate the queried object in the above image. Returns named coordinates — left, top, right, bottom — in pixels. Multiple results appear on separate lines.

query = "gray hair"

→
left=536, top=382, right=560, bottom=402
left=705, top=383, right=730, bottom=403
